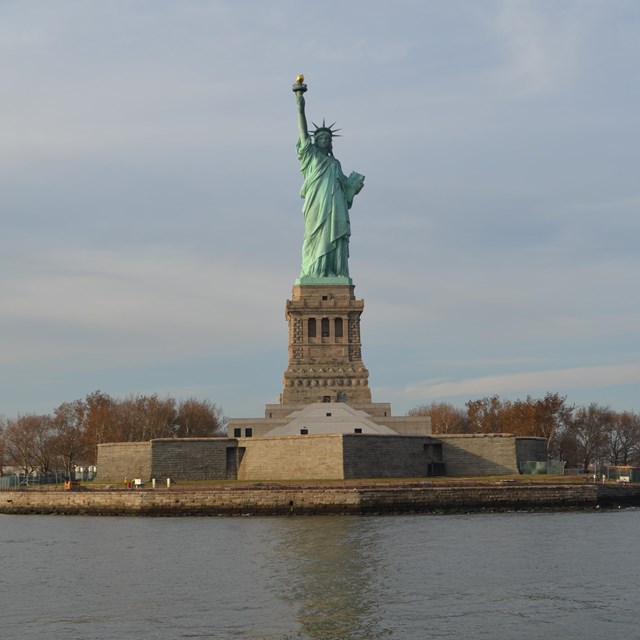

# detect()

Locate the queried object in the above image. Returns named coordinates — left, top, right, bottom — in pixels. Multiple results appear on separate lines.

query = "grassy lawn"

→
left=72, top=474, right=602, bottom=491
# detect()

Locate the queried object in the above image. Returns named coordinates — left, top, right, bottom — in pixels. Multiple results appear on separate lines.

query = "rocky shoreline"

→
left=1, top=482, right=639, bottom=516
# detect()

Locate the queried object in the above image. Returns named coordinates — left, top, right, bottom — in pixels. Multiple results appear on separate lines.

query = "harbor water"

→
left=1, top=509, right=638, bottom=639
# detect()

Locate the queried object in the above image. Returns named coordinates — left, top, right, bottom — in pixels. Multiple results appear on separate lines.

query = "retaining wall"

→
left=2, top=483, right=639, bottom=516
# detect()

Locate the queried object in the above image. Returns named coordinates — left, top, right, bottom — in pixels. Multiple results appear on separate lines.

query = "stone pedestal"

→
left=281, top=283, right=372, bottom=405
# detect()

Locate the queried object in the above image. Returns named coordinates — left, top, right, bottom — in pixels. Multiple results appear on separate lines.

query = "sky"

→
left=1, top=0, right=639, bottom=422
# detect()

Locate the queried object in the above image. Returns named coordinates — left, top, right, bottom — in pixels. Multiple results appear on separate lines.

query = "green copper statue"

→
left=293, top=75, right=365, bottom=282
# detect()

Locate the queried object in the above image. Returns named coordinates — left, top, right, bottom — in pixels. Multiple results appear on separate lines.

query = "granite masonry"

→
left=4, top=483, right=640, bottom=516
left=97, top=433, right=546, bottom=483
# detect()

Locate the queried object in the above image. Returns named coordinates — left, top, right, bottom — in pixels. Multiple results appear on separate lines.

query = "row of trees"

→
left=409, top=393, right=640, bottom=471
left=3, top=389, right=637, bottom=477
left=0, top=391, right=226, bottom=477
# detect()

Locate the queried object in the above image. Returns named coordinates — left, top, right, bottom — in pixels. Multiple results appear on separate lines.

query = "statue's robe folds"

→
left=297, top=137, right=355, bottom=278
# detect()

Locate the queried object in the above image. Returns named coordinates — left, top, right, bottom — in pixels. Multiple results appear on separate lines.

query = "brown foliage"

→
left=500, top=393, right=572, bottom=450
left=465, top=395, right=507, bottom=433
left=78, top=392, right=226, bottom=463
left=83, top=391, right=119, bottom=448
left=0, top=391, right=228, bottom=470
left=407, top=393, right=640, bottom=469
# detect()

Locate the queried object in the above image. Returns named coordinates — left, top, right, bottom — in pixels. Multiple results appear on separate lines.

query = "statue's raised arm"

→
left=292, top=75, right=364, bottom=283
left=292, top=74, right=309, bottom=145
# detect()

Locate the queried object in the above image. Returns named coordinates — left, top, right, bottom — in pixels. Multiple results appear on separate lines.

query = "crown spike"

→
left=310, top=118, right=342, bottom=138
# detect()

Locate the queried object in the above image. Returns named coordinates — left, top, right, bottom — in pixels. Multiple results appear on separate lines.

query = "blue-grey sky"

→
left=2, top=0, right=639, bottom=420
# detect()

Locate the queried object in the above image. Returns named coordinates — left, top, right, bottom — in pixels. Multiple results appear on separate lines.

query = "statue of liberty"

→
left=293, top=75, right=365, bottom=281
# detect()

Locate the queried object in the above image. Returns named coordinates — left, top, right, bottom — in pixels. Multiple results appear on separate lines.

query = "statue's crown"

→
left=311, top=119, right=341, bottom=138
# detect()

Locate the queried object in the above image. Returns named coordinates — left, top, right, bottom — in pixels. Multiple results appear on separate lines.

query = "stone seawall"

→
left=1, top=483, right=640, bottom=516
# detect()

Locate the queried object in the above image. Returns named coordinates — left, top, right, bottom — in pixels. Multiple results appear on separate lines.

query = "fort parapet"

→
left=96, top=434, right=547, bottom=483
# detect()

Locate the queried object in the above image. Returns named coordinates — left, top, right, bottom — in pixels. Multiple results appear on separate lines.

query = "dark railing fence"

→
left=0, top=467, right=97, bottom=490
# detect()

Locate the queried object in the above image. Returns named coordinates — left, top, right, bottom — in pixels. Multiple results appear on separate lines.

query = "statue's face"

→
left=315, top=132, right=332, bottom=151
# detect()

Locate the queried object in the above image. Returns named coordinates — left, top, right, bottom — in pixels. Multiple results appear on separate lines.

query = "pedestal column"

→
left=281, top=284, right=371, bottom=405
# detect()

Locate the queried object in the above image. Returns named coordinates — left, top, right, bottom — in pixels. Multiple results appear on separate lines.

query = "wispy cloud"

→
left=491, top=0, right=583, bottom=97
left=403, top=364, right=640, bottom=401
left=0, top=247, right=288, bottom=366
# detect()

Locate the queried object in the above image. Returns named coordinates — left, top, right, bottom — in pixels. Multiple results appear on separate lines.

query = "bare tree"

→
left=176, top=398, right=227, bottom=437
left=52, top=400, right=91, bottom=475
left=532, top=393, right=573, bottom=454
left=566, top=404, right=612, bottom=472
left=4, top=414, right=54, bottom=477
left=116, top=394, right=177, bottom=441
left=408, top=402, right=468, bottom=434
left=606, top=411, right=640, bottom=466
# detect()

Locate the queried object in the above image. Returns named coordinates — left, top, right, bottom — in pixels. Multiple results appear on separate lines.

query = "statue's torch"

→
left=292, top=74, right=307, bottom=94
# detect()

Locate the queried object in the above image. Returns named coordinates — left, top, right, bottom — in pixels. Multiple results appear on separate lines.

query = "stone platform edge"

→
left=2, top=483, right=640, bottom=516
